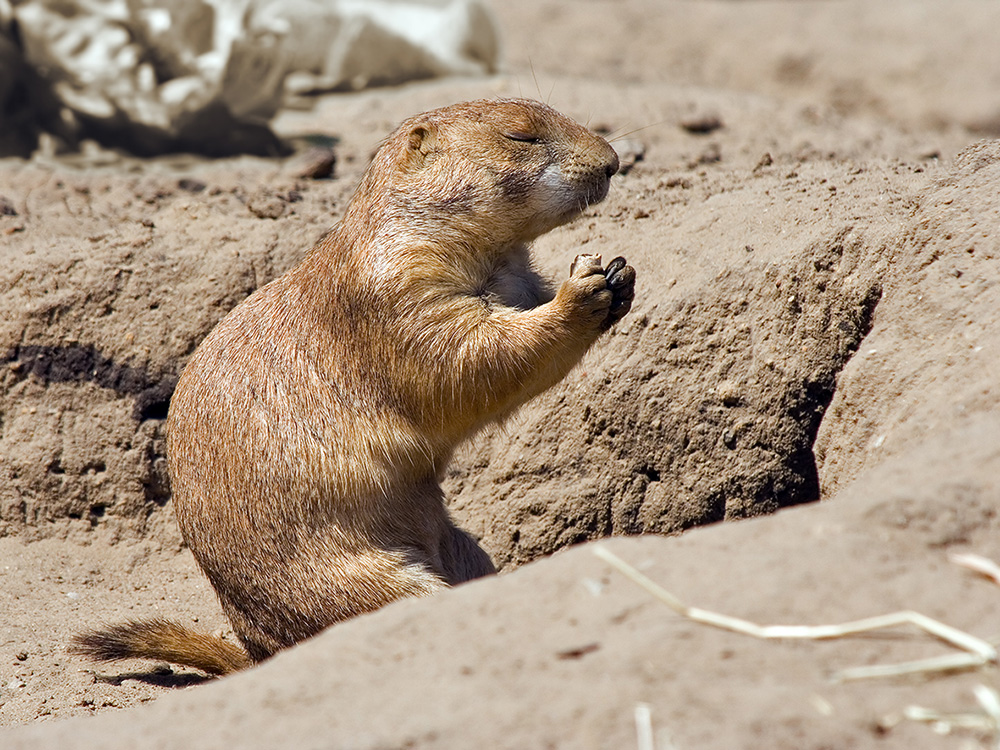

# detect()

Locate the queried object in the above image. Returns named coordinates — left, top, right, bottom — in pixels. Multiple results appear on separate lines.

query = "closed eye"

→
left=504, top=132, right=542, bottom=144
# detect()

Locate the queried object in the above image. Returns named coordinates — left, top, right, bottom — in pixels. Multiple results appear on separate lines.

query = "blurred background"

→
left=2, top=0, right=998, bottom=160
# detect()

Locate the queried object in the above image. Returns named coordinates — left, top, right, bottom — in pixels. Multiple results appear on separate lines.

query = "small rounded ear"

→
left=402, top=122, right=438, bottom=168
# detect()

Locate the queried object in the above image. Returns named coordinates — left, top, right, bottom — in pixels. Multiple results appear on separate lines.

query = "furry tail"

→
left=70, top=618, right=251, bottom=676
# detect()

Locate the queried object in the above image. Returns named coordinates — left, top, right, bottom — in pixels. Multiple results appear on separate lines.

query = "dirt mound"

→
left=0, top=166, right=355, bottom=542
left=817, top=139, right=1000, bottom=493
left=448, top=158, right=901, bottom=567
left=0, top=134, right=929, bottom=571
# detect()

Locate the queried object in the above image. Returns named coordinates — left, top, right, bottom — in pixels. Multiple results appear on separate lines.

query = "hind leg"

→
left=216, top=544, right=449, bottom=662
left=439, top=523, right=496, bottom=585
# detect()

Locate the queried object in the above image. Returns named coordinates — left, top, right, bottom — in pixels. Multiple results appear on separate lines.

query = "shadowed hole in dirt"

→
left=2, top=344, right=177, bottom=421
left=785, top=282, right=884, bottom=505
left=710, top=282, right=883, bottom=520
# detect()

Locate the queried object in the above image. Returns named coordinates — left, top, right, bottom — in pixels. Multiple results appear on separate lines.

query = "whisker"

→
left=529, top=58, right=543, bottom=101
left=607, top=119, right=669, bottom=143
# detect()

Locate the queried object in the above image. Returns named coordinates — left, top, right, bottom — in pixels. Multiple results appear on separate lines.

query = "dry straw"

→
left=594, top=545, right=1000, bottom=746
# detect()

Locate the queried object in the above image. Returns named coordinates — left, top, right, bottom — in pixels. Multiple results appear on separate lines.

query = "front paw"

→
left=558, top=254, right=636, bottom=333
left=558, top=253, right=613, bottom=331
left=603, top=256, right=635, bottom=329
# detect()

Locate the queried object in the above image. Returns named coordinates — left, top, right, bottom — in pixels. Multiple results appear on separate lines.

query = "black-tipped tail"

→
left=71, top=618, right=250, bottom=676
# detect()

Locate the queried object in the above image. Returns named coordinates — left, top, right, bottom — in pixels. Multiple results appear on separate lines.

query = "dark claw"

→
left=606, top=264, right=635, bottom=292
left=605, top=256, right=627, bottom=281
left=602, top=256, right=636, bottom=330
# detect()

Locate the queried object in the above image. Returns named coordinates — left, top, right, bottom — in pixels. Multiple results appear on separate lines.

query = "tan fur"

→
left=71, top=98, right=634, bottom=673
left=71, top=619, right=249, bottom=675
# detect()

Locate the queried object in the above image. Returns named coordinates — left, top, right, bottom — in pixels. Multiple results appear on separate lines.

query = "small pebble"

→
left=753, top=152, right=773, bottom=171
left=246, top=190, right=286, bottom=220
left=177, top=178, right=207, bottom=193
left=680, top=114, right=723, bottom=134
left=689, top=143, right=721, bottom=167
left=293, top=147, right=337, bottom=180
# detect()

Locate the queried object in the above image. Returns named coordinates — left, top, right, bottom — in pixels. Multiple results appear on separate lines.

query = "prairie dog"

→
left=73, top=98, right=636, bottom=674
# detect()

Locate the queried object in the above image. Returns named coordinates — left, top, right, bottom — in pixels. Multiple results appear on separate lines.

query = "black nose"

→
left=606, top=153, right=620, bottom=178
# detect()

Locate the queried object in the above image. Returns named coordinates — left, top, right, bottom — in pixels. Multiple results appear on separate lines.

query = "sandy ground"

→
left=2, top=1, right=1000, bottom=748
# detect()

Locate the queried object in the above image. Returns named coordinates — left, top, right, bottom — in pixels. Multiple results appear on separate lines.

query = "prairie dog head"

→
left=357, top=98, right=619, bottom=247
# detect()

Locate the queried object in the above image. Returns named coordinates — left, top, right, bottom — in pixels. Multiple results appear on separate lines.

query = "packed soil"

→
left=2, top=1, right=999, bottom=748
